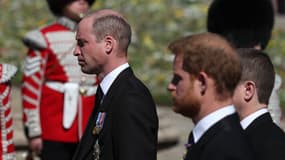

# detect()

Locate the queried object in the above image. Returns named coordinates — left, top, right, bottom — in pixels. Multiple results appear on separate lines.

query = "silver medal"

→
left=93, top=140, right=100, bottom=160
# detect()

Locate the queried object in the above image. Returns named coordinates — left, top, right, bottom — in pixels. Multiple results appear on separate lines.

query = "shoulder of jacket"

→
left=22, top=28, right=47, bottom=50
left=0, top=64, right=17, bottom=83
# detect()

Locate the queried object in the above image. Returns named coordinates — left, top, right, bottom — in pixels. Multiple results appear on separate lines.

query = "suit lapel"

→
left=99, top=67, right=133, bottom=112
left=73, top=101, right=100, bottom=160
left=73, top=67, right=133, bottom=160
left=186, top=114, right=239, bottom=160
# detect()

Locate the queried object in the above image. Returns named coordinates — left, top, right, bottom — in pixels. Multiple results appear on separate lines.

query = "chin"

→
left=172, top=103, right=199, bottom=119
left=81, top=67, right=93, bottom=74
left=172, top=105, right=184, bottom=115
left=172, top=105, right=179, bottom=113
left=173, top=107, right=191, bottom=118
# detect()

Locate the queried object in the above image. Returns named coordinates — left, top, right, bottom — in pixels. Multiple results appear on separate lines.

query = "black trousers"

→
left=41, top=140, right=77, bottom=160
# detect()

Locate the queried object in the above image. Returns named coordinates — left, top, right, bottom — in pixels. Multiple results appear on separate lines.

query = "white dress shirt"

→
left=240, top=108, right=268, bottom=129
left=192, top=105, right=236, bottom=143
left=100, top=63, right=129, bottom=95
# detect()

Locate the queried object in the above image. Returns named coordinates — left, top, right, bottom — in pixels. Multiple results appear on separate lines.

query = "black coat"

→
left=245, top=112, right=285, bottom=160
left=184, top=113, right=253, bottom=160
left=72, top=67, right=158, bottom=160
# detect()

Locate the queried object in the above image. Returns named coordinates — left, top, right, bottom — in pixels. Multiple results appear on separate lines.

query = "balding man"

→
left=73, top=9, right=158, bottom=160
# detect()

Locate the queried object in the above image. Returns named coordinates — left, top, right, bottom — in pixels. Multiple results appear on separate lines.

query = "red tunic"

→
left=22, top=17, right=98, bottom=143
left=0, top=64, right=17, bottom=160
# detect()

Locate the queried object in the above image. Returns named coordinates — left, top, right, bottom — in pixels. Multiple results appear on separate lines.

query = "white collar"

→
left=100, top=63, right=129, bottom=95
left=192, top=105, right=236, bottom=143
left=240, top=108, right=268, bottom=129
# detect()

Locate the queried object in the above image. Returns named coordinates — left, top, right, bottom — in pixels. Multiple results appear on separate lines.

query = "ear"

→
left=243, top=81, right=255, bottom=102
left=104, top=35, right=114, bottom=54
left=198, top=72, right=207, bottom=95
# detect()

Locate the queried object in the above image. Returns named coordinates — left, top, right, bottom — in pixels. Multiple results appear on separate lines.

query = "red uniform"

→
left=0, top=64, right=17, bottom=160
left=22, top=17, right=97, bottom=143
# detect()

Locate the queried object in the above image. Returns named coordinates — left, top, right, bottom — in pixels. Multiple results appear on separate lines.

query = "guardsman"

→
left=0, top=63, right=17, bottom=160
left=21, top=1, right=97, bottom=159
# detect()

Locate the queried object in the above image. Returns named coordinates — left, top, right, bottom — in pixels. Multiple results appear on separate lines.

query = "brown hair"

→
left=237, top=48, right=275, bottom=104
left=92, top=14, right=132, bottom=53
left=169, top=32, right=241, bottom=100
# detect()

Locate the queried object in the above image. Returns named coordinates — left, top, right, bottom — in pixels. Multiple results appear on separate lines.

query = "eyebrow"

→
left=76, top=38, right=87, bottom=42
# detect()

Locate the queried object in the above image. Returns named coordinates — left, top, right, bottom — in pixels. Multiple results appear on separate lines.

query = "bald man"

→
left=73, top=9, right=158, bottom=160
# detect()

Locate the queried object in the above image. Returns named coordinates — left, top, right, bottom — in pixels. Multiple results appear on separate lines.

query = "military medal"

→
left=92, top=112, right=106, bottom=160
left=92, top=112, right=106, bottom=135
left=93, top=140, right=100, bottom=160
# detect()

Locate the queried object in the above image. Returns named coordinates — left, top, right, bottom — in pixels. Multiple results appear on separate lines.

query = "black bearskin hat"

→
left=207, top=0, right=274, bottom=49
left=46, top=0, right=96, bottom=16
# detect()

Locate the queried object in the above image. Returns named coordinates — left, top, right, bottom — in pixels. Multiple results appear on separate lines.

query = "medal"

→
left=93, top=140, right=100, bottom=160
left=92, top=112, right=106, bottom=159
left=92, top=112, right=106, bottom=135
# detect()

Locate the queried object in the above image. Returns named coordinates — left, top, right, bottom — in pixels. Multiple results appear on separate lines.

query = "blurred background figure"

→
left=207, top=0, right=283, bottom=126
left=21, top=0, right=97, bottom=159
left=0, top=63, right=17, bottom=160
left=272, top=0, right=285, bottom=14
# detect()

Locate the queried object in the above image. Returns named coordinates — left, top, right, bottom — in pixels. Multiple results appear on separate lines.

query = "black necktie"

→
left=186, top=132, right=194, bottom=148
left=91, top=85, right=104, bottom=159
left=95, top=85, right=104, bottom=107
left=183, top=132, right=194, bottom=160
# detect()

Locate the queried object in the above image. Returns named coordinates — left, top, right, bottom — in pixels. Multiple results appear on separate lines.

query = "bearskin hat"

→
left=207, top=0, right=274, bottom=49
left=46, top=0, right=96, bottom=16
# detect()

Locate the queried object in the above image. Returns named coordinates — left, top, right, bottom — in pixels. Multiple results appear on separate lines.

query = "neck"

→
left=193, top=99, right=232, bottom=124
left=100, top=58, right=128, bottom=80
left=237, top=103, right=267, bottom=120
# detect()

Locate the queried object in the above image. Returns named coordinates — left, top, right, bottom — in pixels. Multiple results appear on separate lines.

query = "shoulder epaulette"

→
left=0, top=63, right=17, bottom=83
left=22, top=29, right=47, bottom=50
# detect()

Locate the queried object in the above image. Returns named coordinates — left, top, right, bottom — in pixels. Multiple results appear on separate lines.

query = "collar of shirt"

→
left=192, top=105, right=236, bottom=143
left=100, top=63, right=129, bottom=95
left=240, top=108, right=268, bottom=129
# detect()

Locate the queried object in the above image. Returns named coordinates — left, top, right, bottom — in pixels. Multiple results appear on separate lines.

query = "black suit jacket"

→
left=72, top=67, right=158, bottom=160
left=184, top=113, right=253, bottom=160
left=244, top=112, right=285, bottom=160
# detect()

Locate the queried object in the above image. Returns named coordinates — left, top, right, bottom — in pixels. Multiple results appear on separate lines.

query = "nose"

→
left=73, top=45, right=81, bottom=56
left=167, top=83, right=176, bottom=92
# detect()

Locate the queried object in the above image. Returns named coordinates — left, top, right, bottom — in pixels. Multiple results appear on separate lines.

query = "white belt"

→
left=45, top=82, right=97, bottom=96
left=45, top=82, right=97, bottom=130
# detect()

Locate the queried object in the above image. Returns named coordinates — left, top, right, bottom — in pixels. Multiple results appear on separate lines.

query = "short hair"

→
left=237, top=48, right=275, bottom=104
left=168, top=32, right=241, bottom=100
left=207, top=0, right=274, bottom=50
left=92, top=15, right=132, bottom=53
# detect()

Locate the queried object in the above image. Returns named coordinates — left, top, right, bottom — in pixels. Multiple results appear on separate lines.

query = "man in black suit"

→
left=233, top=48, right=285, bottom=160
left=167, top=33, right=253, bottom=160
left=207, top=0, right=283, bottom=126
left=72, top=9, right=158, bottom=160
